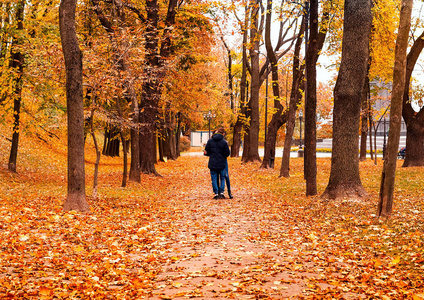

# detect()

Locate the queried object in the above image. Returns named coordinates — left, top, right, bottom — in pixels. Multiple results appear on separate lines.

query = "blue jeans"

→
left=210, top=169, right=226, bottom=194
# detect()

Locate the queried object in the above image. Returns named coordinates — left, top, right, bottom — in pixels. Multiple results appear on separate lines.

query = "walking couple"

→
left=204, top=127, right=233, bottom=199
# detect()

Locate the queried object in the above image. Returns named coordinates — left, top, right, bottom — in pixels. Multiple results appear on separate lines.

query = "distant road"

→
left=182, top=148, right=384, bottom=158
left=184, top=137, right=403, bottom=158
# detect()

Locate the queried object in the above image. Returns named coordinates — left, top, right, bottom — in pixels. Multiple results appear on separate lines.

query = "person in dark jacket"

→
left=204, top=127, right=230, bottom=199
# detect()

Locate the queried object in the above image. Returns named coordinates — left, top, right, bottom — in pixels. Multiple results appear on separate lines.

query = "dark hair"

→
left=216, top=127, right=226, bottom=135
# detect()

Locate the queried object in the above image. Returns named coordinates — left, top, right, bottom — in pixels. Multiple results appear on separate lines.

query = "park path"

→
left=146, top=157, right=322, bottom=299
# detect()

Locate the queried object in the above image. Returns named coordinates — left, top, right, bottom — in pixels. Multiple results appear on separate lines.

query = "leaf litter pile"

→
left=0, top=135, right=423, bottom=299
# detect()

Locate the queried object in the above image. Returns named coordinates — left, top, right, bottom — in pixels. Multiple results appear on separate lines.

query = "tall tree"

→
left=304, top=0, right=328, bottom=195
left=242, top=0, right=262, bottom=163
left=231, top=9, right=249, bottom=158
left=7, top=0, right=25, bottom=173
left=60, top=0, right=89, bottom=211
left=401, top=29, right=424, bottom=167
left=91, top=0, right=142, bottom=182
left=378, top=0, right=413, bottom=217
left=279, top=20, right=305, bottom=177
left=139, top=0, right=178, bottom=174
left=322, top=0, right=372, bottom=200
left=260, top=0, right=298, bottom=169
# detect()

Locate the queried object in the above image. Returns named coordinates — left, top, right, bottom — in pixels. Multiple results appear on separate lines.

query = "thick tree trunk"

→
left=116, top=97, right=127, bottom=187
left=322, top=0, right=372, bottom=200
left=242, top=0, right=261, bottom=163
left=60, top=0, right=89, bottom=212
left=7, top=0, right=25, bottom=173
left=261, top=0, right=284, bottom=169
left=304, top=0, right=318, bottom=196
left=158, top=133, right=165, bottom=162
left=231, top=119, right=243, bottom=157
left=139, top=121, right=158, bottom=174
left=378, top=0, right=413, bottom=217
left=91, top=0, right=141, bottom=182
left=139, top=0, right=177, bottom=174
left=231, top=15, right=248, bottom=158
left=103, top=127, right=120, bottom=157
left=129, top=113, right=141, bottom=182
left=402, top=30, right=424, bottom=167
left=403, top=122, right=424, bottom=166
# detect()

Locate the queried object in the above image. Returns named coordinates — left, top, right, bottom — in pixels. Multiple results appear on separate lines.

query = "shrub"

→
left=179, top=136, right=191, bottom=152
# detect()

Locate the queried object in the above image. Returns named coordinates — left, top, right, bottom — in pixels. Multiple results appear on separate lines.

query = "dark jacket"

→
left=204, top=133, right=230, bottom=170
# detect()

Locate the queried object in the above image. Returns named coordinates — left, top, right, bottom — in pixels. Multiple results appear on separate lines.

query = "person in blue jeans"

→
left=204, top=127, right=230, bottom=199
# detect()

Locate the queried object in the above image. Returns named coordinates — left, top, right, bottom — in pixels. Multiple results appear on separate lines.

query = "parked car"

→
left=398, top=147, right=406, bottom=159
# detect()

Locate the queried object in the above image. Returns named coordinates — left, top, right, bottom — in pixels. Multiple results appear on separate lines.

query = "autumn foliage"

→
left=1, top=128, right=423, bottom=299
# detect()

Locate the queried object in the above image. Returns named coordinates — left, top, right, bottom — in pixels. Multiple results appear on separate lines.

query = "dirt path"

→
left=147, top=158, right=318, bottom=299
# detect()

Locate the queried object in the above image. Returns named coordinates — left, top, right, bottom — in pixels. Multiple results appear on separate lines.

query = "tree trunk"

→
left=129, top=111, right=141, bottom=182
left=158, top=133, right=165, bottom=162
left=403, top=118, right=424, bottom=166
left=231, top=12, right=249, bottom=158
left=322, top=0, right=372, bottom=200
left=60, top=0, right=89, bottom=212
left=103, top=127, right=120, bottom=157
left=0, top=3, right=11, bottom=105
left=359, top=76, right=370, bottom=161
left=261, top=0, right=284, bottom=169
left=91, top=0, right=141, bottom=182
left=368, top=102, right=374, bottom=160
left=231, top=119, right=243, bottom=157
left=139, top=0, right=178, bottom=174
left=280, top=18, right=305, bottom=177
left=116, top=97, right=127, bottom=187
left=378, top=0, right=413, bottom=217
left=7, top=0, right=25, bottom=173
left=304, top=0, right=319, bottom=196
left=242, top=0, right=261, bottom=163
left=89, top=109, right=101, bottom=198
left=175, top=112, right=181, bottom=157
left=402, top=30, right=424, bottom=167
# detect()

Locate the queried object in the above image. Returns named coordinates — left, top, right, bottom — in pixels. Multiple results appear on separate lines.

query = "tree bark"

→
left=322, top=0, right=372, bottom=200
left=231, top=12, right=249, bottom=158
left=7, top=0, right=25, bottom=173
left=304, top=0, right=320, bottom=196
left=368, top=101, right=374, bottom=160
left=91, top=0, right=141, bottom=182
left=378, top=0, right=413, bottom=217
left=60, top=0, right=89, bottom=212
left=139, top=0, right=178, bottom=174
left=280, top=18, right=305, bottom=178
left=402, top=30, right=424, bottom=167
left=0, top=3, right=11, bottom=105
left=116, top=97, right=127, bottom=187
left=175, top=112, right=181, bottom=157
left=359, top=76, right=370, bottom=161
left=242, top=0, right=261, bottom=163
left=260, top=0, right=284, bottom=169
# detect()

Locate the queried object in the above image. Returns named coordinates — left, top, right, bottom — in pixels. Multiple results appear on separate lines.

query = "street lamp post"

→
left=298, top=110, right=304, bottom=157
left=203, top=110, right=215, bottom=139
